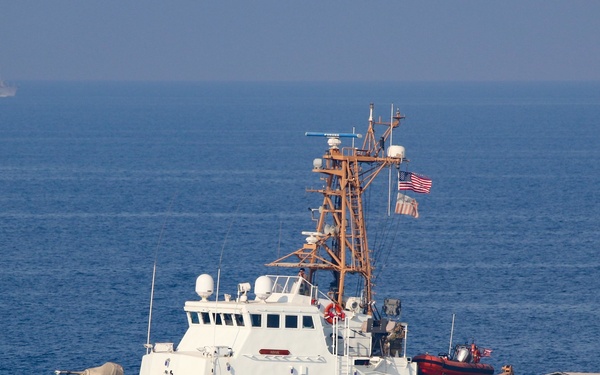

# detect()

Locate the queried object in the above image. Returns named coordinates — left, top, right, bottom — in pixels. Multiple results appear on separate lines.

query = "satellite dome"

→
left=387, top=145, right=405, bottom=159
left=195, top=274, right=214, bottom=301
left=254, top=276, right=273, bottom=301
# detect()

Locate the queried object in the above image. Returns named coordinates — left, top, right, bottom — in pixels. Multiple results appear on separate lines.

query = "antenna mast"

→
left=267, top=104, right=406, bottom=313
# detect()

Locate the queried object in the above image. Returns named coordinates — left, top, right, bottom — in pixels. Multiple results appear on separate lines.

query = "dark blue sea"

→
left=1, top=82, right=599, bottom=375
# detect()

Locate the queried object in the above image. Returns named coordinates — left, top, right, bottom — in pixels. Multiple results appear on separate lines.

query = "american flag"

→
left=395, top=193, right=419, bottom=218
left=398, top=171, right=432, bottom=194
left=481, top=348, right=492, bottom=357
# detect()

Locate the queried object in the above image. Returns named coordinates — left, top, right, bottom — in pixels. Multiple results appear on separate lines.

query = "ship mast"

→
left=267, top=104, right=406, bottom=313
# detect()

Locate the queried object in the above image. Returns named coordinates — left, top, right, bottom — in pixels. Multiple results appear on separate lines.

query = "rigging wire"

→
left=371, top=167, right=406, bottom=284
left=373, top=213, right=403, bottom=284
left=369, top=173, right=395, bottom=266
left=374, top=166, right=419, bottom=283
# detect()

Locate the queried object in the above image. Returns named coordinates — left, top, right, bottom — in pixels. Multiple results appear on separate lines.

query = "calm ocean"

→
left=0, top=82, right=599, bottom=374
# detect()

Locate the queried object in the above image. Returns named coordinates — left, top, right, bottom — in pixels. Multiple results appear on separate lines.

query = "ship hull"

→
left=140, top=350, right=417, bottom=375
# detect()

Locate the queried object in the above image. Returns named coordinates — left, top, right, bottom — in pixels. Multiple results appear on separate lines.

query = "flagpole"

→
left=390, top=103, right=394, bottom=147
left=388, top=166, right=392, bottom=216
left=387, top=104, right=394, bottom=216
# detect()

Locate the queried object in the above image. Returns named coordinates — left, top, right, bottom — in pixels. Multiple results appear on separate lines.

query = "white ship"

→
left=137, top=103, right=422, bottom=375
left=0, top=80, right=17, bottom=97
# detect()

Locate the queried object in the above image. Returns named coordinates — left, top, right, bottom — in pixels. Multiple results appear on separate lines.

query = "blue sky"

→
left=1, top=1, right=599, bottom=81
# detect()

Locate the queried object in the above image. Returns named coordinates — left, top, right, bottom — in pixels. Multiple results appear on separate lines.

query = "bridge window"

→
left=234, top=314, right=244, bottom=326
left=224, top=313, right=234, bottom=326
left=250, top=314, right=262, bottom=327
left=213, top=313, right=223, bottom=325
left=302, top=315, right=315, bottom=329
left=189, top=312, right=200, bottom=324
left=285, top=315, right=298, bottom=328
left=266, top=314, right=280, bottom=328
left=201, top=312, right=211, bottom=324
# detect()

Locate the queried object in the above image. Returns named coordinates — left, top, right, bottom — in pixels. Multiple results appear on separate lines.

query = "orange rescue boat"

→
left=413, top=343, right=494, bottom=375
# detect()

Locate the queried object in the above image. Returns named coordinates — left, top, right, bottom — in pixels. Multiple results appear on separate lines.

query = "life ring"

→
left=324, top=303, right=345, bottom=324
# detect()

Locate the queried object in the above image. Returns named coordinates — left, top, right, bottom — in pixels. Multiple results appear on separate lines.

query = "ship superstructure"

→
left=139, top=104, right=418, bottom=375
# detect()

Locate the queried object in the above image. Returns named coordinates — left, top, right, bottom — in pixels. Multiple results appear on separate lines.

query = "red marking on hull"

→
left=258, top=349, right=290, bottom=355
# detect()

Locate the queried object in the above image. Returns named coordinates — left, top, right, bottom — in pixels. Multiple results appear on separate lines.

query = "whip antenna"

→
left=448, top=313, right=456, bottom=355
left=213, top=205, right=239, bottom=349
left=145, top=193, right=178, bottom=354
